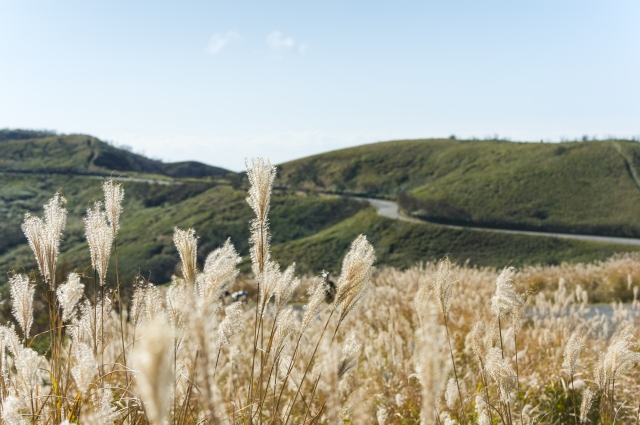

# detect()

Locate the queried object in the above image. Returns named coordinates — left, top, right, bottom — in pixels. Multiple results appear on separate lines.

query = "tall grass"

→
left=1, top=158, right=640, bottom=424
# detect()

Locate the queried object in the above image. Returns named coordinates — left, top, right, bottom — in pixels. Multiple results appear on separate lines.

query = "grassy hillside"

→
left=0, top=131, right=229, bottom=178
left=0, top=174, right=365, bottom=288
left=277, top=138, right=640, bottom=237
left=271, top=207, right=640, bottom=275
left=0, top=132, right=638, bottom=291
left=4, top=173, right=636, bottom=292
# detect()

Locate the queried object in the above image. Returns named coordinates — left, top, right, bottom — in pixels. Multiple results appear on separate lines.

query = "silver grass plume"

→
left=274, top=263, right=300, bottom=313
left=144, top=284, right=165, bottom=322
left=334, top=235, right=376, bottom=322
left=199, top=238, right=241, bottom=302
left=12, top=345, right=41, bottom=394
left=91, top=387, right=119, bottom=424
left=341, top=389, right=361, bottom=421
left=102, top=179, right=124, bottom=236
left=485, top=347, right=517, bottom=402
left=84, top=202, right=113, bottom=286
left=258, top=260, right=281, bottom=312
left=415, top=274, right=430, bottom=327
left=21, top=192, right=67, bottom=287
left=20, top=349, right=41, bottom=394
left=415, top=305, right=449, bottom=425
left=43, top=192, right=67, bottom=274
left=3, top=326, right=41, bottom=394
left=491, top=267, right=523, bottom=319
left=246, top=158, right=276, bottom=276
left=338, top=333, right=361, bottom=379
left=468, top=321, right=492, bottom=361
left=174, top=227, right=198, bottom=286
left=580, top=387, right=594, bottom=423
left=132, top=281, right=164, bottom=326
left=279, top=355, right=301, bottom=392
left=318, top=342, right=341, bottom=423
left=301, top=276, right=328, bottom=333
left=130, top=281, right=147, bottom=328
left=132, top=317, right=174, bottom=425
left=166, top=279, right=188, bottom=339
left=2, top=324, right=22, bottom=365
left=0, top=329, right=8, bottom=394
left=431, top=257, right=455, bottom=317
left=217, top=302, right=244, bottom=347
left=563, top=331, right=585, bottom=377
left=476, top=395, right=491, bottom=425
left=71, top=342, right=98, bottom=393
left=595, top=324, right=640, bottom=390
left=376, top=407, right=388, bottom=425
left=272, top=307, right=296, bottom=357
left=445, top=377, right=457, bottom=410
left=9, top=274, right=35, bottom=339
left=2, top=391, right=26, bottom=425
left=21, top=214, right=46, bottom=283
left=57, top=273, right=85, bottom=322
left=78, top=297, right=112, bottom=350
left=440, top=412, right=456, bottom=425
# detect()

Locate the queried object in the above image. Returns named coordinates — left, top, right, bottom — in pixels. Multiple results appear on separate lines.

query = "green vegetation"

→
left=278, top=138, right=640, bottom=237
left=0, top=131, right=639, bottom=286
left=0, top=131, right=228, bottom=177
left=0, top=174, right=365, bottom=287
left=272, top=208, right=640, bottom=275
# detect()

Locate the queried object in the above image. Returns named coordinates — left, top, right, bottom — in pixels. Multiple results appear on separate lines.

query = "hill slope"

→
left=0, top=132, right=638, bottom=294
left=0, top=174, right=366, bottom=287
left=0, top=130, right=229, bottom=178
left=277, top=138, right=640, bottom=237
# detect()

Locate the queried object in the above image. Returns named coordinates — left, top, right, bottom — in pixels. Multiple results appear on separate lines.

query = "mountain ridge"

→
left=0, top=130, right=230, bottom=178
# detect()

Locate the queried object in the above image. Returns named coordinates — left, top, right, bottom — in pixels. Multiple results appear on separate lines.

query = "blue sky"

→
left=1, top=1, right=638, bottom=171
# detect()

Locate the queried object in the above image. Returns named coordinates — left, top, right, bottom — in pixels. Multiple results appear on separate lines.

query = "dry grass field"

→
left=2, top=158, right=640, bottom=424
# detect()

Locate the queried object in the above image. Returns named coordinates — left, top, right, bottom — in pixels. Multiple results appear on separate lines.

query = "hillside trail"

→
left=363, top=198, right=640, bottom=247
left=88, top=175, right=177, bottom=185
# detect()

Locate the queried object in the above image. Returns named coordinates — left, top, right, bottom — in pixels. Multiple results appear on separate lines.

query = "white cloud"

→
left=266, top=31, right=308, bottom=55
left=207, top=31, right=242, bottom=54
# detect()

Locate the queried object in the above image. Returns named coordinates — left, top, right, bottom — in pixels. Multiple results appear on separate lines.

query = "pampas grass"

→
left=2, top=164, right=640, bottom=424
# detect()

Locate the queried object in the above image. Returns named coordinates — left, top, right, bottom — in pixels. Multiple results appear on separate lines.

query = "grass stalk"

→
left=284, top=308, right=335, bottom=425
left=443, top=314, right=465, bottom=425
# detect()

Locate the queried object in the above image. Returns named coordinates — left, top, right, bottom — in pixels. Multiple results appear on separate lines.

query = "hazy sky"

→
left=1, top=1, right=638, bottom=171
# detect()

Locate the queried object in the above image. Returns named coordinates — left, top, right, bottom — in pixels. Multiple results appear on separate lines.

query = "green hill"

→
left=0, top=130, right=229, bottom=178
left=271, top=208, right=639, bottom=279
left=277, top=138, right=640, bottom=237
left=0, top=173, right=365, bottom=288
left=0, top=132, right=638, bottom=294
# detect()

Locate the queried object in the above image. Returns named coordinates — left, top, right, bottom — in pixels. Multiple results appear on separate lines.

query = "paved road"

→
left=87, top=175, right=178, bottom=185
left=364, top=198, right=640, bottom=246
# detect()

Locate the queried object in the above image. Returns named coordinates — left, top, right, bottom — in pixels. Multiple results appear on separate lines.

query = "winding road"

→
left=88, top=175, right=177, bottom=185
left=364, top=198, right=640, bottom=246
left=66, top=173, right=640, bottom=246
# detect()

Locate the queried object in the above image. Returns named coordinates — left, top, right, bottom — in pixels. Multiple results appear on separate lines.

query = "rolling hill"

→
left=0, top=129, right=229, bottom=178
left=277, top=138, right=640, bottom=237
left=0, top=130, right=638, bottom=294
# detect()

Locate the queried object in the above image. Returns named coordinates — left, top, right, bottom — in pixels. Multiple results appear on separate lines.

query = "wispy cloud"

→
left=206, top=31, right=242, bottom=54
left=266, top=31, right=308, bottom=55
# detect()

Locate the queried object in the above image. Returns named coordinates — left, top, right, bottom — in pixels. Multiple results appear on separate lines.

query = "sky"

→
left=0, top=1, right=639, bottom=171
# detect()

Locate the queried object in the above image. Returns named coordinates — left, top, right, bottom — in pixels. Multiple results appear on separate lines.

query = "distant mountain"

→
left=0, top=130, right=229, bottom=177
left=277, top=138, right=640, bottom=238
